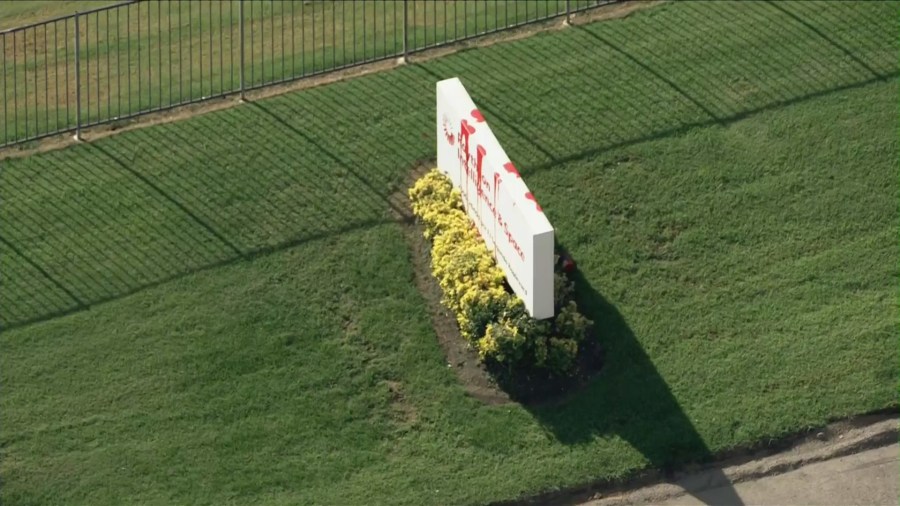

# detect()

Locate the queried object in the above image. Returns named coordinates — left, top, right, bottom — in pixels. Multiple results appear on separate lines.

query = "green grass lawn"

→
left=1, top=1, right=898, bottom=505
left=0, top=1, right=115, bottom=29
left=0, top=0, right=595, bottom=144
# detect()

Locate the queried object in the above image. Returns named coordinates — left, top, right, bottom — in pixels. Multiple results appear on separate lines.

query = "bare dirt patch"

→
left=394, top=163, right=512, bottom=406
left=384, top=380, right=420, bottom=428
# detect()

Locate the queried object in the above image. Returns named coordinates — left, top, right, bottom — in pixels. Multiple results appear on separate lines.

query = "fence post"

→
left=565, top=0, right=572, bottom=25
left=239, top=0, right=245, bottom=101
left=402, top=0, right=408, bottom=62
left=74, top=11, right=82, bottom=140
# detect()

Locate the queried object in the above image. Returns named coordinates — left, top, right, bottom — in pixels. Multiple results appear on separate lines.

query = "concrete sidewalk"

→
left=654, top=444, right=897, bottom=506
left=583, top=416, right=898, bottom=506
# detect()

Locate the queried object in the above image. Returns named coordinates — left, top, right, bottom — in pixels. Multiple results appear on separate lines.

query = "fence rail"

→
left=1, top=0, right=617, bottom=147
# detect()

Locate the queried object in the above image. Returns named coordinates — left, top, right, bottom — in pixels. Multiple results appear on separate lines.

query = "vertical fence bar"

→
left=239, top=0, right=245, bottom=99
left=464, top=0, right=468, bottom=38
left=230, top=0, right=234, bottom=90
left=95, top=12, right=100, bottom=121
left=128, top=2, right=132, bottom=114
left=310, top=0, right=315, bottom=71
left=321, top=1, right=325, bottom=68
left=302, top=0, right=306, bottom=75
left=13, top=32, right=17, bottom=141
left=2, top=34, right=6, bottom=144
left=340, top=1, right=345, bottom=66
left=209, top=1, right=213, bottom=96
left=74, top=12, right=81, bottom=139
left=402, top=0, right=408, bottom=59
left=362, top=1, right=366, bottom=62
left=189, top=2, right=192, bottom=100
left=160, top=1, right=164, bottom=107
left=169, top=1, right=172, bottom=106
left=328, top=2, right=332, bottom=69
left=117, top=7, right=120, bottom=117
left=199, top=1, right=202, bottom=98
left=271, top=0, right=275, bottom=83
left=137, top=3, right=141, bottom=110
left=291, top=0, right=295, bottom=76
left=146, top=4, right=150, bottom=110
left=282, top=1, right=286, bottom=80
left=44, top=25, right=49, bottom=134
left=65, top=19, right=70, bottom=128
left=493, top=0, right=497, bottom=32
left=249, top=0, right=253, bottom=87
left=178, top=1, right=182, bottom=103
left=220, top=1, right=224, bottom=94
left=454, top=1, right=458, bottom=41
left=106, top=10, right=110, bottom=119
left=24, top=29, right=28, bottom=137
left=33, top=26, right=37, bottom=135
left=566, top=0, right=571, bottom=24
left=349, top=0, right=353, bottom=65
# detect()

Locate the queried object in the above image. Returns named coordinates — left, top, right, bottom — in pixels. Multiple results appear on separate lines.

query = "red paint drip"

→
left=443, top=122, right=455, bottom=145
left=524, top=192, right=543, bottom=212
left=503, top=162, right=521, bottom=178
left=476, top=145, right=487, bottom=197
left=471, top=108, right=485, bottom=123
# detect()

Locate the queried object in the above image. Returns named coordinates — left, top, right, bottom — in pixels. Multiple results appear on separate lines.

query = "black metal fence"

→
left=0, top=0, right=617, bottom=147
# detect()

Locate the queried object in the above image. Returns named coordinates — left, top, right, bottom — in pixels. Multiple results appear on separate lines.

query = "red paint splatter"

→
left=443, top=120, right=455, bottom=145
left=524, top=192, right=543, bottom=212
left=471, top=109, right=485, bottom=123
left=461, top=119, right=476, bottom=135
left=476, top=145, right=487, bottom=196
left=503, top=162, right=521, bottom=178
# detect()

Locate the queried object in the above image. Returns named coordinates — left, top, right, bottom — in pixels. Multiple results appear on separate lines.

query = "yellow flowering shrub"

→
left=409, top=168, right=592, bottom=376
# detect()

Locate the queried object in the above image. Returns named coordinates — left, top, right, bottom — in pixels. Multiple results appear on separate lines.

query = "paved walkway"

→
left=583, top=416, right=898, bottom=506
left=655, top=444, right=898, bottom=506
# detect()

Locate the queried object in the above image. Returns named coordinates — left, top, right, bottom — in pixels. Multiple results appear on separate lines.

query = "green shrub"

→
left=409, top=168, right=594, bottom=378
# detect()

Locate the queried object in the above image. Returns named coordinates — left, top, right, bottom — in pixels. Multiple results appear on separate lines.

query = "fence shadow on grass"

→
left=0, top=75, right=431, bottom=330
left=414, top=0, right=896, bottom=180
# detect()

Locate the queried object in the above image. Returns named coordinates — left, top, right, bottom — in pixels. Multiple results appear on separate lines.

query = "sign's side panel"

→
left=532, top=229, right=555, bottom=319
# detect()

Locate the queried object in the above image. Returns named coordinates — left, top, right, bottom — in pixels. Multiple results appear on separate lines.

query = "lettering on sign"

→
left=436, top=78, right=554, bottom=319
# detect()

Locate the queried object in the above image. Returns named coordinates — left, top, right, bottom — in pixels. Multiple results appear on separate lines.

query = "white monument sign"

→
left=436, top=77, right=554, bottom=319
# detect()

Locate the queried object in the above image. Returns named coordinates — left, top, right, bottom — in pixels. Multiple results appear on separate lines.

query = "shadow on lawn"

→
left=413, top=0, right=896, bottom=178
left=0, top=74, right=431, bottom=330
left=494, top=267, right=744, bottom=506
